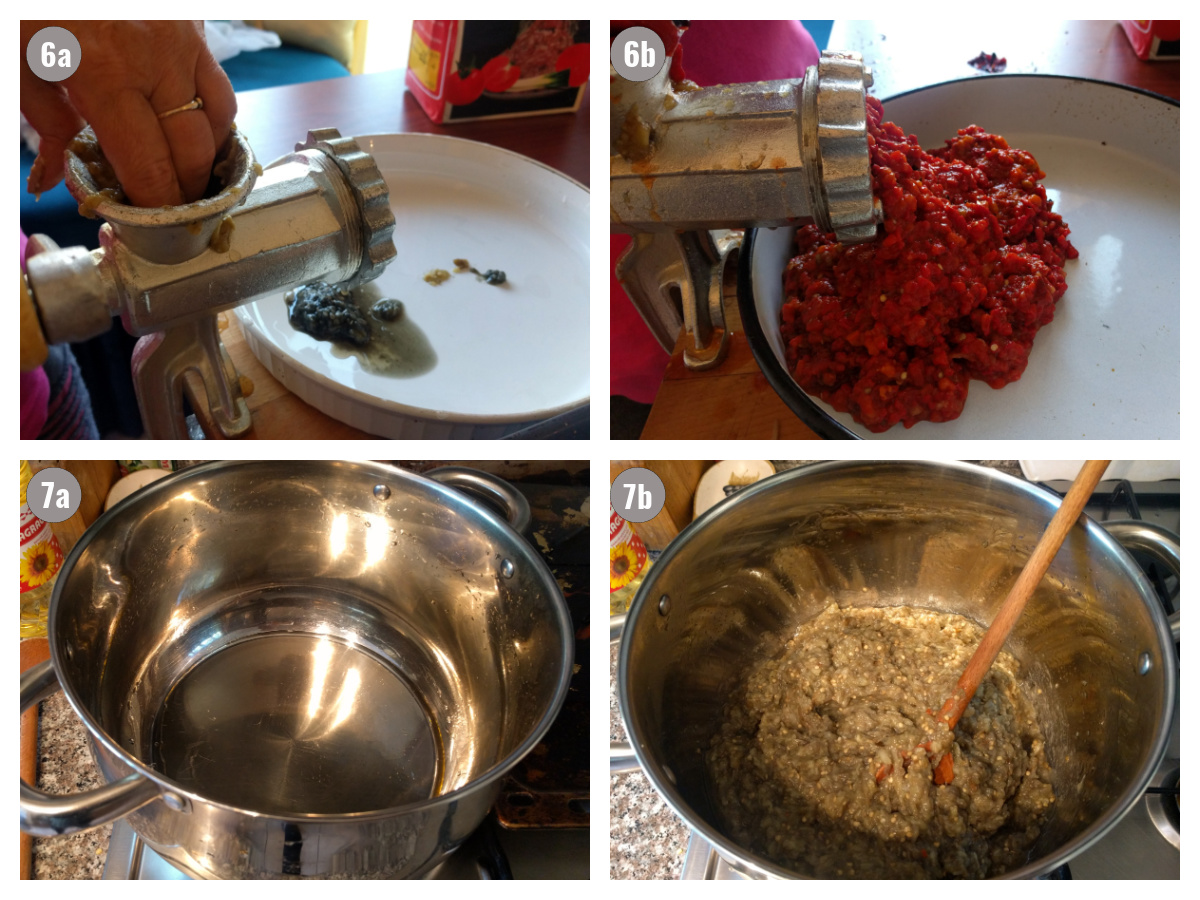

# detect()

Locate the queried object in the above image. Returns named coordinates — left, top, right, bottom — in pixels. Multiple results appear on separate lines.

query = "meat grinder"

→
left=20, top=128, right=396, bottom=438
left=611, top=50, right=880, bottom=369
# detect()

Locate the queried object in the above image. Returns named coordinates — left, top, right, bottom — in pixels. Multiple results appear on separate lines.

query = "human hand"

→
left=21, top=21, right=237, bottom=207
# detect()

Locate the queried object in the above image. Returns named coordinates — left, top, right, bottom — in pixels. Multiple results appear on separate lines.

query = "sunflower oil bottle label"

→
left=21, top=487, right=63, bottom=594
left=610, top=507, right=648, bottom=592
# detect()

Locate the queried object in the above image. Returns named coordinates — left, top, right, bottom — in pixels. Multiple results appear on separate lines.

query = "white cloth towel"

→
left=203, top=20, right=281, bottom=63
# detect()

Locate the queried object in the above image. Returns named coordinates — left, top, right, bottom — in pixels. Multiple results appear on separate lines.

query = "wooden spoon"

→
left=929, top=459, right=1111, bottom=785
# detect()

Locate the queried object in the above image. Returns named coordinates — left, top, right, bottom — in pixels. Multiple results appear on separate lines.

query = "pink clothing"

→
left=21, top=369, right=50, bottom=439
left=611, top=22, right=820, bottom=401
left=20, top=229, right=50, bottom=438
left=678, top=21, right=819, bottom=87
left=610, top=235, right=669, bottom=404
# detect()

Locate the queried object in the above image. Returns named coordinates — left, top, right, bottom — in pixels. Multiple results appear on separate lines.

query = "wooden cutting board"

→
left=610, top=461, right=708, bottom=551
left=641, top=293, right=822, bottom=440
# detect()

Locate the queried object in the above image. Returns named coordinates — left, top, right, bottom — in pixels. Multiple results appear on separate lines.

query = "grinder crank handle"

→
left=20, top=660, right=162, bottom=837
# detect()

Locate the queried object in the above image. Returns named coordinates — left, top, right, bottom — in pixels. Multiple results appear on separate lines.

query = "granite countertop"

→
left=607, top=460, right=1021, bottom=879
left=33, top=692, right=110, bottom=879
left=609, top=642, right=690, bottom=880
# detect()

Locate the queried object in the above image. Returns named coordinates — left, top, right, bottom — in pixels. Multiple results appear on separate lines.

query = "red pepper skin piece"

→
left=875, top=764, right=893, bottom=783
left=933, top=753, right=955, bottom=785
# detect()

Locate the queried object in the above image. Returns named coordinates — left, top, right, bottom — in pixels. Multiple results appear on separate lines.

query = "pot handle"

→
left=610, top=612, right=626, bottom=645
left=1105, top=521, right=1180, bottom=641
left=20, top=660, right=161, bottom=837
left=610, top=741, right=642, bottom=775
left=426, top=467, right=532, bottom=534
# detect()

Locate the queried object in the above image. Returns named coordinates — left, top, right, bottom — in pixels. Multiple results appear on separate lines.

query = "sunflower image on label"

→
left=20, top=461, right=64, bottom=637
left=20, top=514, right=61, bottom=591
left=610, top=507, right=651, bottom=615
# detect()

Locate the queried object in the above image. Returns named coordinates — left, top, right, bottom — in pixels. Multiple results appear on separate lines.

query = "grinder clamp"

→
left=22, top=127, right=397, bottom=439
left=611, top=50, right=881, bottom=369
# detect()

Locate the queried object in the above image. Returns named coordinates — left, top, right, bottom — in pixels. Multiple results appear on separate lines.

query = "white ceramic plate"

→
left=235, top=133, right=589, bottom=439
left=744, top=76, right=1179, bottom=439
left=693, top=460, right=776, bottom=518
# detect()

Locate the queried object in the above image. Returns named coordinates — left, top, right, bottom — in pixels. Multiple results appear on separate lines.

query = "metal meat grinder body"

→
left=611, top=50, right=880, bottom=369
left=22, top=128, right=396, bottom=438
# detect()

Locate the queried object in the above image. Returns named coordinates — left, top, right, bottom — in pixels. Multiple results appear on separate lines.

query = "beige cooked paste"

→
left=706, top=606, right=1055, bottom=878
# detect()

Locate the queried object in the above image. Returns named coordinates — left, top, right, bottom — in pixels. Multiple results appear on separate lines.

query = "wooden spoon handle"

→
left=935, top=460, right=1111, bottom=731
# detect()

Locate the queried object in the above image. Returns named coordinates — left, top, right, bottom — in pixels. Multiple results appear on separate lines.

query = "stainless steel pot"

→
left=614, top=460, right=1177, bottom=879
left=21, top=461, right=573, bottom=879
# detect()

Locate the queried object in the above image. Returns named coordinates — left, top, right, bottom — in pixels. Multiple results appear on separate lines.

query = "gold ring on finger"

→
left=157, top=97, right=204, bottom=120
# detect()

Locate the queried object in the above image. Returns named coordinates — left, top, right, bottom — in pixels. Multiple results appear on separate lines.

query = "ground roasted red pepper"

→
left=781, top=97, right=1078, bottom=431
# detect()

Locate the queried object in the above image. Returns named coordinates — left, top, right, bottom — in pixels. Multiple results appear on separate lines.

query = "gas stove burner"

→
left=1146, top=769, right=1180, bottom=849
left=1096, top=478, right=1143, bottom=520
left=1100, top=520, right=1180, bottom=635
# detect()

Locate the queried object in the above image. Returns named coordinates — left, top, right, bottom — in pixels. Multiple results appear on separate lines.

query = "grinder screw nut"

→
left=295, top=128, right=397, bottom=287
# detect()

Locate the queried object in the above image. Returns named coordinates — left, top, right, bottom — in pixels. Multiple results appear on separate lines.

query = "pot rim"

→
left=618, top=459, right=1178, bottom=879
left=49, top=459, right=574, bottom=822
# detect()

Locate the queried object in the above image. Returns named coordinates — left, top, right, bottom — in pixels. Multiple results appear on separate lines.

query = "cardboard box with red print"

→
left=1120, top=21, right=1179, bottom=61
left=406, top=20, right=590, bottom=123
